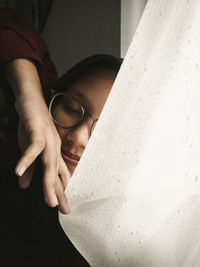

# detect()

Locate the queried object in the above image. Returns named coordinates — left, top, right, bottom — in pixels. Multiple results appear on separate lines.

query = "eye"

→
left=63, top=104, right=83, bottom=116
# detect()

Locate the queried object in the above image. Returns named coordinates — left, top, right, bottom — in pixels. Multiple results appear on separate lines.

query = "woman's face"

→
left=55, top=69, right=117, bottom=175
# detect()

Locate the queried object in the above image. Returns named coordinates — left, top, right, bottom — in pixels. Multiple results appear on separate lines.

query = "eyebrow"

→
left=73, top=90, right=88, bottom=102
left=70, top=89, right=92, bottom=111
left=70, top=89, right=99, bottom=119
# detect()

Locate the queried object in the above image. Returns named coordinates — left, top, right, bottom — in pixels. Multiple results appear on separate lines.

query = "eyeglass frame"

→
left=48, top=92, right=99, bottom=136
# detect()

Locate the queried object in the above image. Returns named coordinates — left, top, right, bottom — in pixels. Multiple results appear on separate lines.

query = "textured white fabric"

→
left=59, top=0, right=200, bottom=266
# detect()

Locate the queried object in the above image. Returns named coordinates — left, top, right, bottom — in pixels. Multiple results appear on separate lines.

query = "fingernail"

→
left=18, top=166, right=26, bottom=176
left=63, top=205, right=71, bottom=214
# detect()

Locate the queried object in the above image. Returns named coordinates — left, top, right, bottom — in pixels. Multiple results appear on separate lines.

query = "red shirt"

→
left=0, top=8, right=58, bottom=98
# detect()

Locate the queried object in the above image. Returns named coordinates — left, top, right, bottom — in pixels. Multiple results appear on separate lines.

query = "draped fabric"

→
left=59, top=0, right=200, bottom=265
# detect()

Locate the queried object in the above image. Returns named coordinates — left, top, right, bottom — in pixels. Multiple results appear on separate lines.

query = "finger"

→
left=58, top=157, right=71, bottom=190
left=41, top=141, right=59, bottom=207
left=18, top=163, right=36, bottom=188
left=42, top=162, right=58, bottom=208
left=15, top=142, right=44, bottom=177
left=56, top=177, right=71, bottom=214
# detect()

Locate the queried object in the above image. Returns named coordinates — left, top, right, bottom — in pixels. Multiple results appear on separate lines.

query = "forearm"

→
left=5, top=57, right=69, bottom=212
left=5, top=58, right=48, bottom=116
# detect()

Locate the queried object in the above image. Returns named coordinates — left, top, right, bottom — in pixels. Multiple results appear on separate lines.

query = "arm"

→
left=0, top=8, right=70, bottom=213
left=6, top=58, right=70, bottom=213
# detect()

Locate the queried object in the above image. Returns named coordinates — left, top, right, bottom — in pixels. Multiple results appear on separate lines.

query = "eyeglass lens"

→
left=50, top=94, right=84, bottom=128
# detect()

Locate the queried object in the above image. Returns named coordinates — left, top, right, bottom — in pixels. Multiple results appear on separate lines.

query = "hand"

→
left=15, top=96, right=71, bottom=214
left=6, top=58, right=71, bottom=214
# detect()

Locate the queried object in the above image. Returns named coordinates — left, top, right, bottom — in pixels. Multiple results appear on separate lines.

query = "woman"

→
left=0, top=8, right=122, bottom=266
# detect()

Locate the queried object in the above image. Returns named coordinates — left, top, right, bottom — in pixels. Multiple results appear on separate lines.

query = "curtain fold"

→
left=59, top=0, right=200, bottom=265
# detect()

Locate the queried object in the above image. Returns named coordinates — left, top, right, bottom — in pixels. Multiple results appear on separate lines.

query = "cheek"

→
left=92, top=88, right=112, bottom=116
left=55, top=125, right=68, bottom=142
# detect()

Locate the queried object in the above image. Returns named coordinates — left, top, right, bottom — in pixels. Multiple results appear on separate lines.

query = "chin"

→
left=67, top=164, right=76, bottom=176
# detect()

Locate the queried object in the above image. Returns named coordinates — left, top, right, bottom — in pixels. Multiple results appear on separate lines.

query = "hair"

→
left=52, top=54, right=123, bottom=92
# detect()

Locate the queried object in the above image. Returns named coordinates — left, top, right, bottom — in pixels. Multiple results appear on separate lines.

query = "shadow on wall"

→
left=42, top=0, right=121, bottom=76
left=0, top=0, right=53, bottom=32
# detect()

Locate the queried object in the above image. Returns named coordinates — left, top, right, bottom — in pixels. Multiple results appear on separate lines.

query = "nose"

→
left=65, top=122, right=90, bottom=148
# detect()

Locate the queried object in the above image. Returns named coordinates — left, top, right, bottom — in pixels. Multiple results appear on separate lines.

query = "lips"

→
left=61, top=150, right=80, bottom=166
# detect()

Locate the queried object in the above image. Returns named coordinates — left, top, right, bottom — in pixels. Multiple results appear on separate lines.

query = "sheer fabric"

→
left=59, top=0, right=200, bottom=265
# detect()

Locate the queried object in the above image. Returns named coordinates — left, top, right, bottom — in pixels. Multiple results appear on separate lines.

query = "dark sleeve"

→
left=0, top=7, right=58, bottom=99
left=0, top=27, right=43, bottom=66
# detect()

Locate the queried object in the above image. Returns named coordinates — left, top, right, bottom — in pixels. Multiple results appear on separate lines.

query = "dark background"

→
left=0, top=0, right=120, bottom=74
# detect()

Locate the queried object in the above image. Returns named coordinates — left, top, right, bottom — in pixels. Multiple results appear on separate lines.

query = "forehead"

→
left=66, top=69, right=117, bottom=116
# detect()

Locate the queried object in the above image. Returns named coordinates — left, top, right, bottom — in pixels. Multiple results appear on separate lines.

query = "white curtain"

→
left=121, top=0, right=147, bottom=57
left=59, top=0, right=200, bottom=266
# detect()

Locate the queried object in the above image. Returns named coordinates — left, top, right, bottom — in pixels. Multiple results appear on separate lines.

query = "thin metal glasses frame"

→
left=48, top=92, right=98, bottom=136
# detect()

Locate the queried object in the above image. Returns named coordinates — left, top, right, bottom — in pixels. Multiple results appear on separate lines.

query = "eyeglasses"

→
left=48, top=93, right=98, bottom=136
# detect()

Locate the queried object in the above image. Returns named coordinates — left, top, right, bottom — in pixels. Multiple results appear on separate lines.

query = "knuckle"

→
left=43, top=158, right=57, bottom=168
left=36, top=139, right=45, bottom=149
left=55, top=185, right=62, bottom=195
left=43, top=180, right=56, bottom=191
left=23, top=153, right=35, bottom=164
left=29, top=137, right=45, bottom=150
left=42, top=152, right=57, bottom=165
left=60, top=170, right=69, bottom=181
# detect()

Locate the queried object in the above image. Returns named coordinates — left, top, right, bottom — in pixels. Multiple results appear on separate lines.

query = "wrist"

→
left=15, top=93, right=49, bottom=120
left=6, top=58, right=45, bottom=101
